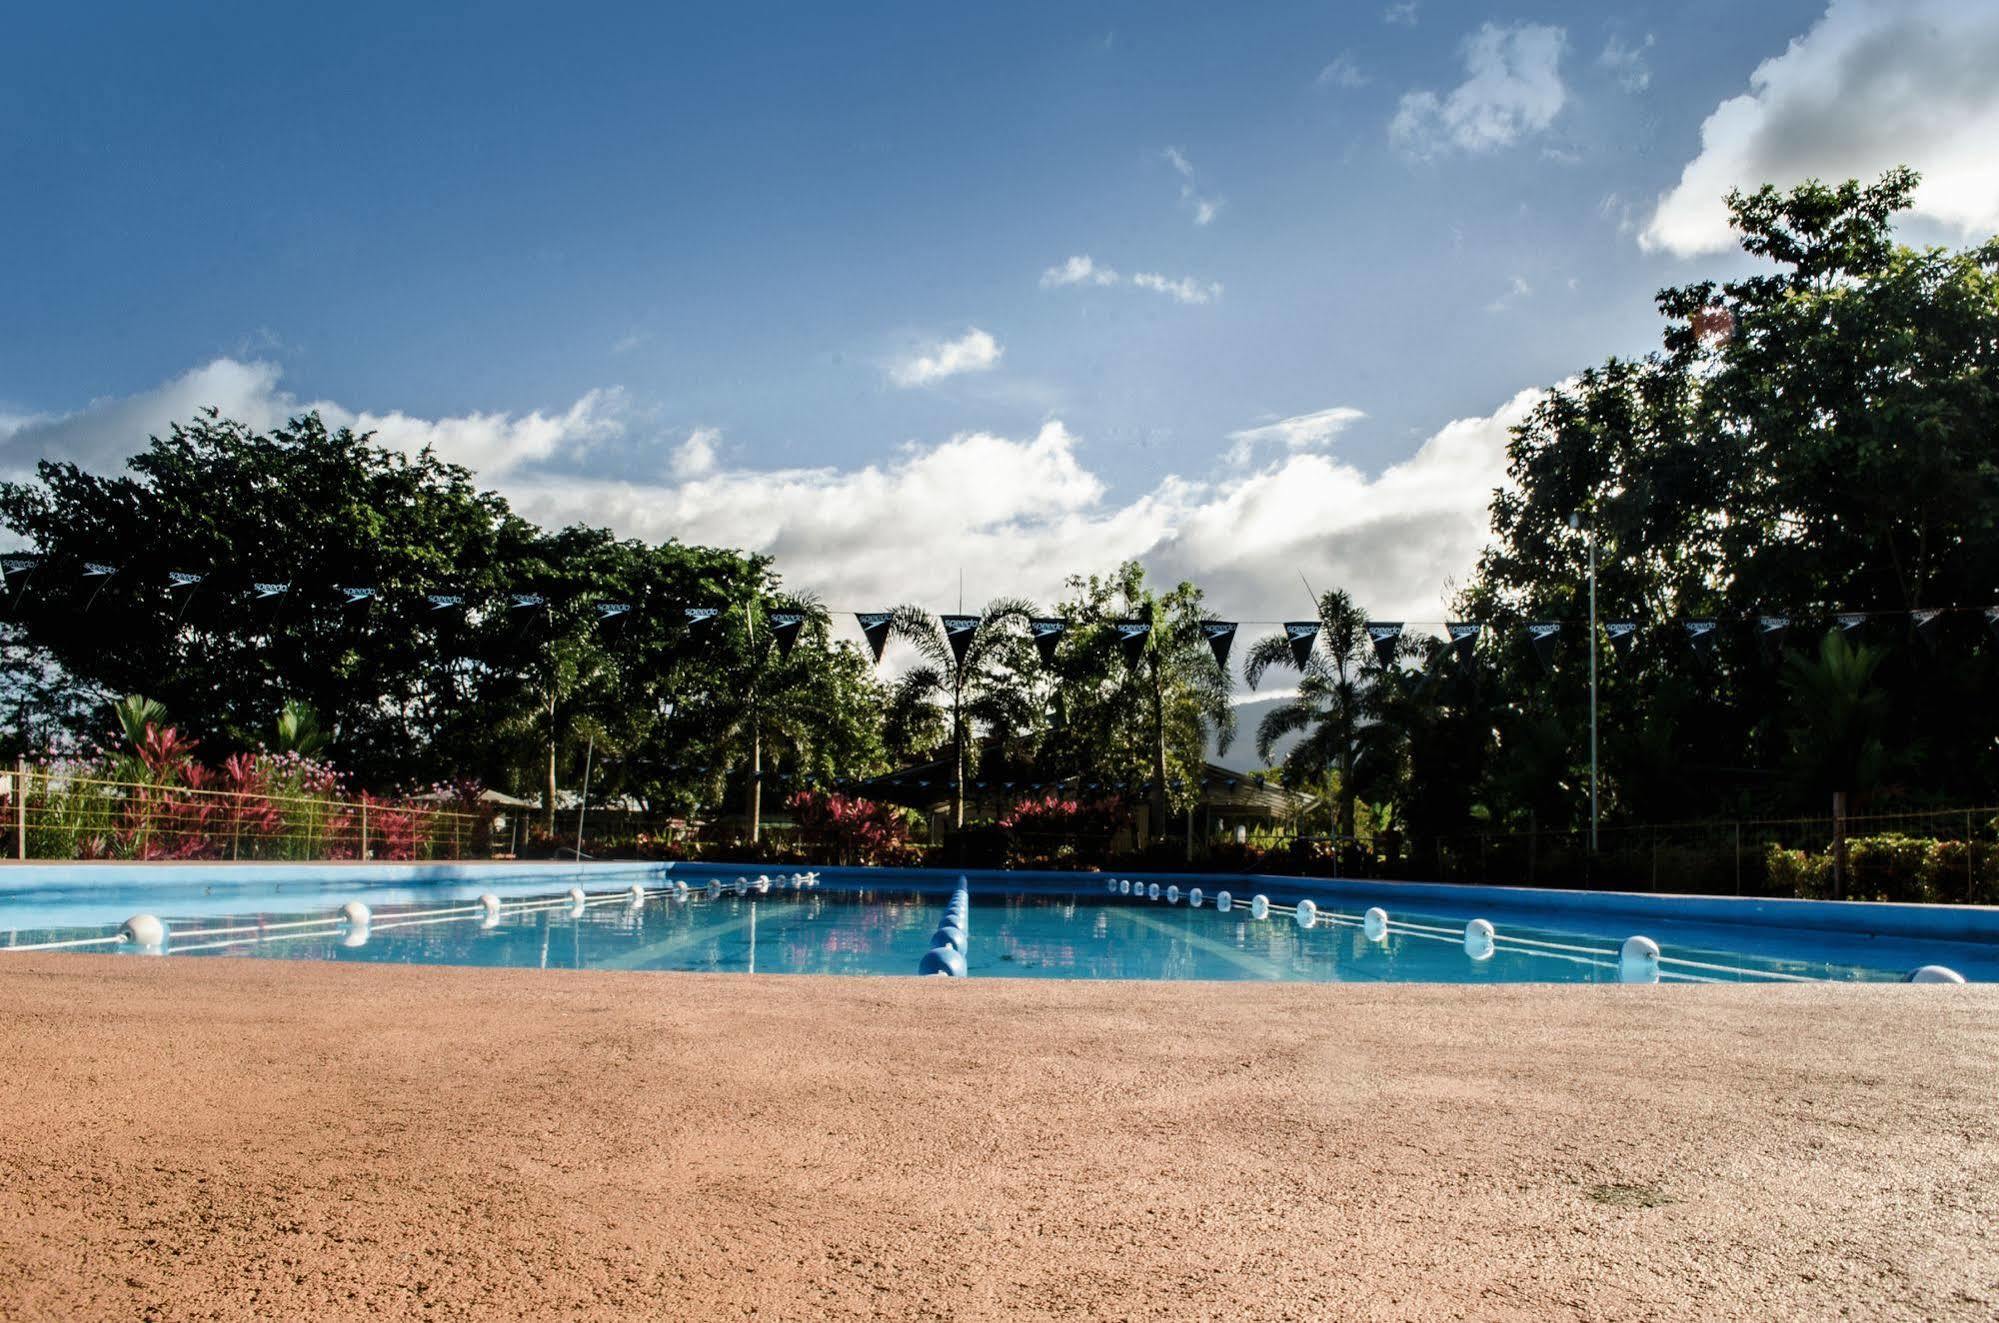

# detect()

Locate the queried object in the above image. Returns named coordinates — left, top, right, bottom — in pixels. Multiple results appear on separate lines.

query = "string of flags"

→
left=3, top=555, right=1997, bottom=667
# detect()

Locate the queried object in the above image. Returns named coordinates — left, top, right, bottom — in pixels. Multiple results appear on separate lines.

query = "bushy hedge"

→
left=1764, top=834, right=1998, bottom=905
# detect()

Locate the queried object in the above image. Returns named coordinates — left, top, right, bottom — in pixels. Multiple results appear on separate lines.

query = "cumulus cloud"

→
left=1132, top=272, right=1223, bottom=305
left=673, top=427, right=721, bottom=478
left=1224, top=406, right=1365, bottom=465
left=0, top=358, right=623, bottom=483
left=1383, top=0, right=1419, bottom=26
left=1390, top=22, right=1567, bottom=157
left=886, top=328, right=1003, bottom=388
left=0, top=361, right=1538, bottom=635
left=1640, top=0, right=1999, bottom=257
left=1040, top=255, right=1119, bottom=288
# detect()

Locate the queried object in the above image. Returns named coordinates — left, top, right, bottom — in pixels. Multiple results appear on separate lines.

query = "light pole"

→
left=1570, top=510, right=1598, bottom=852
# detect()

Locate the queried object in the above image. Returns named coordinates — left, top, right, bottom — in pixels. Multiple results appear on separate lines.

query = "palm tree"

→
left=887, top=599, right=1036, bottom=828
left=1243, top=588, right=1376, bottom=842
left=272, top=699, right=327, bottom=756
left=711, top=595, right=834, bottom=842
left=112, top=693, right=167, bottom=749
left=1060, top=565, right=1234, bottom=841
left=1782, top=630, right=1888, bottom=800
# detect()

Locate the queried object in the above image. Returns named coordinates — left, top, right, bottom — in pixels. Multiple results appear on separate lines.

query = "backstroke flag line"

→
left=1029, top=617, right=1066, bottom=666
left=941, top=614, right=979, bottom=666
left=769, top=610, right=806, bottom=659
left=1201, top=620, right=1236, bottom=672
left=857, top=612, right=893, bottom=664
left=1366, top=622, right=1402, bottom=668
left=1284, top=621, right=1319, bottom=671
left=1527, top=621, right=1561, bottom=673
left=1606, top=620, right=1638, bottom=659
left=1115, top=620, right=1151, bottom=666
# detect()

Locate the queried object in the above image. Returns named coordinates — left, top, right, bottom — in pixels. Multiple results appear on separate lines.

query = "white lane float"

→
left=1294, top=899, right=1317, bottom=930
left=1362, top=907, right=1389, bottom=942
left=1216, top=890, right=1233, bottom=914
left=1188, top=888, right=1204, bottom=909
left=1166, top=885, right=1180, bottom=905
left=119, top=914, right=169, bottom=952
left=1249, top=894, right=1270, bottom=922
left=1906, top=965, right=1966, bottom=984
left=1147, top=883, right=1161, bottom=901
left=1619, top=935, right=1661, bottom=984
left=1463, top=918, right=1495, bottom=961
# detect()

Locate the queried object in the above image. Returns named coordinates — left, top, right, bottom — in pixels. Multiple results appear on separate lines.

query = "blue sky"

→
left=5, top=0, right=1997, bottom=628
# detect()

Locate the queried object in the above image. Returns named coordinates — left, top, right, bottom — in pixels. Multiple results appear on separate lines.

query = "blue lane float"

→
left=920, top=878, right=973, bottom=977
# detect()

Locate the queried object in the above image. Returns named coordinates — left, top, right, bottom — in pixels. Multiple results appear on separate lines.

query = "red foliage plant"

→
left=785, top=790, right=918, bottom=866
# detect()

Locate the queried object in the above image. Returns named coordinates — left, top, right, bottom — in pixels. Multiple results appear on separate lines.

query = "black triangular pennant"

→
left=255, top=581, right=291, bottom=601
left=1, top=555, right=40, bottom=581
left=1284, top=621, right=1320, bottom=670
left=1986, top=607, right=1999, bottom=647
left=1200, top=620, right=1236, bottom=672
left=1115, top=620, right=1151, bottom=666
left=770, top=610, right=806, bottom=658
left=1029, top=617, right=1066, bottom=665
left=596, top=602, right=632, bottom=621
left=426, top=593, right=462, bottom=611
left=1365, top=622, right=1403, bottom=668
left=1685, top=618, right=1718, bottom=656
left=685, top=606, right=719, bottom=626
left=339, top=585, right=376, bottom=608
left=1836, top=612, right=1867, bottom=639
left=1446, top=621, right=1481, bottom=664
left=857, top=612, right=893, bottom=664
left=1526, top=621, right=1561, bottom=673
left=82, top=562, right=115, bottom=578
left=1758, top=614, right=1789, bottom=654
left=941, top=614, right=979, bottom=667
left=168, top=570, right=204, bottom=590
left=1605, top=620, right=1638, bottom=659
left=511, top=593, right=545, bottom=610
left=1911, top=608, right=1944, bottom=653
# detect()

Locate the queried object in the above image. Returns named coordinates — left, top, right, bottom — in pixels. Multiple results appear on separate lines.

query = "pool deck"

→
left=1, top=958, right=1994, bottom=1320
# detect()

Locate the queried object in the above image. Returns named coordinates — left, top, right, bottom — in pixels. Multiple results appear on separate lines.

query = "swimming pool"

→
left=4, top=863, right=1995, bottom=983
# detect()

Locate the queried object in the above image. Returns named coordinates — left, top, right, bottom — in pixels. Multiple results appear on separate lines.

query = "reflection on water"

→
left=6, top=886, right=1932, bottom=983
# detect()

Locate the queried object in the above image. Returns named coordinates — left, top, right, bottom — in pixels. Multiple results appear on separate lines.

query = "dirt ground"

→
left=0, top=956, right=1994, bottom=1321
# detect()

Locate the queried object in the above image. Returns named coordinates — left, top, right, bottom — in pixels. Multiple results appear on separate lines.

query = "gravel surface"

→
left=1, top=955, right=1995, bottom=1320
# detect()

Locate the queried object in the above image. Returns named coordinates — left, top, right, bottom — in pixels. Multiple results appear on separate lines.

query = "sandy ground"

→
left=0, top=959, right=1994, bottom=1322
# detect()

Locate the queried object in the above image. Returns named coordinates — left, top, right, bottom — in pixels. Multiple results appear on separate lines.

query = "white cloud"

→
left=1162, top=146, right=1224, bottom=227
left=1317, top=52, right=1370, bottom=89
left=1133, top=272, right=1223, bottom=305
left=1040, top=255, right=1119, bottom=288
left=1224, top=406, right=1366, bottom=466
left=0, top=358, right=624, bottom=483
left=1390, top=22, right=1567, bottom=157
left=1383, top=0, right=1419, bottom=26
left=1486, top=274, right=1532, bottom=312
left=1640, top=0, right=1999, bottom=257
left=673, top=427, right=721, bottom=478
left=886, top=328, right=1003, bottom=388
left=1598, top=33, right=1655, bottom=93
left=0, top=361, right=1540, bottom=632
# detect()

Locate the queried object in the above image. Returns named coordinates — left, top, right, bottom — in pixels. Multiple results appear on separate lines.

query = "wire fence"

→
left=1333, top=805, right=1999, bottom=905
left=0, top=767, right=489, bottom=862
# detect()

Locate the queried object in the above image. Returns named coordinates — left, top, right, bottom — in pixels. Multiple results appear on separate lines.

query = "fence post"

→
left=359, top=797, right=369, bottom=862
left=15, top=757, right=25, bottom=861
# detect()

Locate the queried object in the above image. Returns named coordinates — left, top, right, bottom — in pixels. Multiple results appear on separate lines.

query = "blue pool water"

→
left=4, top=864, right=1996, bottom=983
